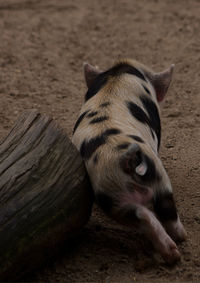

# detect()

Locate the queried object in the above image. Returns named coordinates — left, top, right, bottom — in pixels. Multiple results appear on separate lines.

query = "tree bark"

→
left=0, top=109, right=93, bottom=281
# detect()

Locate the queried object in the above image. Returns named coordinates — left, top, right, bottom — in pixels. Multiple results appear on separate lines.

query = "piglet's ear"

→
left=120, top=144, right=147, bottom=176
left=148, top=64, right=174, bottom=102
left=83, top=62, right=102, bottom=88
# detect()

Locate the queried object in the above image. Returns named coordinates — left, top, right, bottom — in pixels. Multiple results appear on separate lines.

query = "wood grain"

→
left=0, top=109, right=93, bottom=280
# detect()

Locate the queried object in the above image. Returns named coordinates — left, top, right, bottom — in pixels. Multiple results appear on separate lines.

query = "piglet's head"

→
left=83, top=60, right=175, bottom=103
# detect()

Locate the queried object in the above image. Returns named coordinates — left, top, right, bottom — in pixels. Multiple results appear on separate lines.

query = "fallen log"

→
left=0, top=109, right=93, bottom=281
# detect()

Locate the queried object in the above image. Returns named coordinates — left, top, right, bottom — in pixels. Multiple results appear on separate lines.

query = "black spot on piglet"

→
left=96, top=192, right=113, bottom=214
left=87, top=111, right=98, bottom=117
left=140, top=96, right=161, bottom=149
left=142, top=154, right=158, bottom=183
left=128, top=135, right=144, bottom=143
left=142, top=84, right=151, bottom=95
left=80, top=128, right=121, bottom=160
left=154, top=191, right=178, bottom=222
left=80, top=135, right=106, bottom=160
left=117, top=142, right=131, bottom=150
left=90, top=116, right=109, bottom=124
left=126, top=101, right=149, bottom=125
left=93, top=154, right=99, bottom=164
left=73, top=110, right=90, bottom=134
left=100, top=102, right=110, bottom=107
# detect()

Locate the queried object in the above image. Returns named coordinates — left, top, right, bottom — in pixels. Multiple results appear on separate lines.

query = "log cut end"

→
left=0, top=109, right=94, bottom=280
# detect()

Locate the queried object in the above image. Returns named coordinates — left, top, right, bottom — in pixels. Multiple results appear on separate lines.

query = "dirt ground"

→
left=0, top=0, right=200, bottom=282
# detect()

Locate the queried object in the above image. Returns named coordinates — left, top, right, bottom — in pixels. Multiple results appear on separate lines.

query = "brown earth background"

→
left=0, top=0, right=200, bottom=282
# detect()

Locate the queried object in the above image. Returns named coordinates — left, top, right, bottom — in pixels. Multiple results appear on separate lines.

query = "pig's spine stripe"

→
left=140, top=96, right=161, bottom=149
left=87, top=111, right=98, bottom=117
left=121, top=64, right=146, bottom=81
left=73, top=110, right=89, bottom=134
left=106, top=62, right=146, bottom=81
left=80, top=128, right=121, bottom=160
left=116, top=142, right=131, bottom=150
left=85, top=63, right=146, bottom=102
left=90, top=116, right=109, bottom=124
left=128, top=135, right=144, bottom=143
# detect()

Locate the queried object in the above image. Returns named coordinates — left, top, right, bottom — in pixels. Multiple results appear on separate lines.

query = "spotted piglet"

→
left=72, top=59, right=186, bottom=263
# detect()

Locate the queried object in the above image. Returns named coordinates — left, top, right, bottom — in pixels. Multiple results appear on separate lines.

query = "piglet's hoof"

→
left=162, top=242, right=181, bottom=264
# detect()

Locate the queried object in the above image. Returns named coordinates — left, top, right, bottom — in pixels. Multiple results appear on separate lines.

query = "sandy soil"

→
left=0, top=0, right=200, bottom=282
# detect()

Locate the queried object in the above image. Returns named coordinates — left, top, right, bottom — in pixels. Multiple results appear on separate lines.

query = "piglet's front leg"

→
left=136, top=206, right=181, bottom=264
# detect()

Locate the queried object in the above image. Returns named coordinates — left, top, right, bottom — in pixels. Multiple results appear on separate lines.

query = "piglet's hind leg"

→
left=96, top=192, right=180, bottom=264
left=136, top=206, right=181, bottom=264
left=163, top=216, right=187, bottom=243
